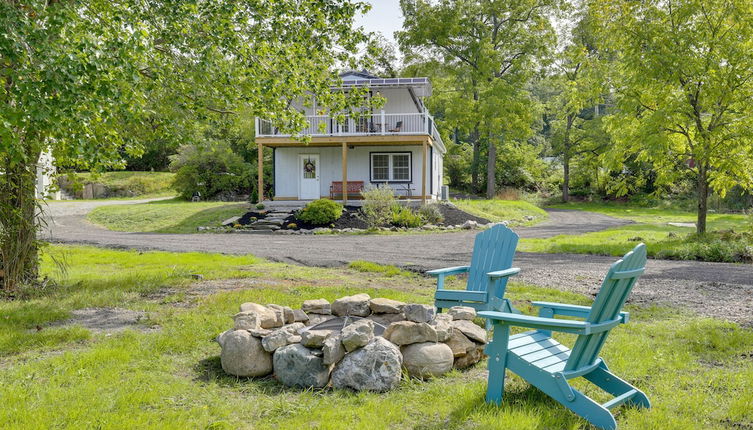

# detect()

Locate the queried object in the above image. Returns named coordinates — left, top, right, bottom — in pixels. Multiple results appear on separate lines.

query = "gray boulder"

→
left=445, top=330, right=476, bottom=357
left=261, top=323, right=305, bottom=353
left=401, top=342, right=454, bottom=378
left=306, top=314, right=337, bottom=327
left=323, top=334, right=346, bottom=365
left=273, top=344, right=330, bottom=388
left=220, top=330, right=273, bottom=377
left=369, top=298, right=405, bottom=314
left=431, top=313, right=454, bottom=342
left=448, top=306, right=476, bottom=321
left=293, top=309, right=309, bottom=323
left=332, top=293, right=372, bottom=317
left=216, top=329, right=233, bottom=347
left=341, top=319, right=375, bottom=352
left=302, top=299, right=331, bottom=315
left=331, top=337, right=403, bottom=392
left=300, top=329, right=332, bottom=348
left=248, top=328, right=272, bottom=338
left=451, top=320, right=488, bottom=344
left=403, top=304, right=435, bottom=323
left=238, top=302, right=280, bottom=328
left=383, top=321, right=438, bottom=346
left=268, top=305, right=296, bottom=325
left=233, top=311, right=260, bottom=330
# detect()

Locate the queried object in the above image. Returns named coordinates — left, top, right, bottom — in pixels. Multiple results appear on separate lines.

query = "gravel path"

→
left=43, top=200, right=753, bottom=325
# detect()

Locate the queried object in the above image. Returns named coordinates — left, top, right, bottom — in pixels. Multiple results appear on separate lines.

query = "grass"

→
left=348, top=260, right=417, bottom=277
left=452, top=199, right=549, bottom=226
left=519, top=202, right=753, bottom=262
left=87, top=198, right=248, bottom=233
left=1, top=246, right=752, bottom=428
left=66, top=171, right=176, bottom=199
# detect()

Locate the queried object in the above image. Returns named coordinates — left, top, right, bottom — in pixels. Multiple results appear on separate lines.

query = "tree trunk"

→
left=696, top=165, right=709, bottom=234
left=562, top=153, right=570, bottom=203
left=470, top=123, right=480, bottom=193
left=0, top=154, right=41, bottom=295
left=486, top=136, right=496, bottom=199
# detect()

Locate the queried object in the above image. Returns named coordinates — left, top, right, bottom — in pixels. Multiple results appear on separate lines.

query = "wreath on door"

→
left=304, top=160, right=316, bottom=173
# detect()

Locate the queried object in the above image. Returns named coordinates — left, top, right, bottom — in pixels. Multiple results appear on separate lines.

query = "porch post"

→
left=257, top=142, right=264, bottom=203
left=342, top=142, right=348, bottom=205
left=422, top=140, right=428, bottom=204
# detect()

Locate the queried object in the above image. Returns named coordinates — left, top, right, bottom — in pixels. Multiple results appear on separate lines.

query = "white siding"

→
left=274, top=145, right=439, bottom=200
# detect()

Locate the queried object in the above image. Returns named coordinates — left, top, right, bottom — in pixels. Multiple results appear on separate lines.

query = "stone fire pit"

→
left=216, top=294, right=487, bottom=391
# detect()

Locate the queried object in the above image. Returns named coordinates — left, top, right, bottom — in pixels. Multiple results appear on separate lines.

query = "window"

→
left=370, top=152, right=412, bottom=182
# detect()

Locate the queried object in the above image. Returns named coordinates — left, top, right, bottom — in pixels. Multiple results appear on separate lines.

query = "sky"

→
left=354, top=0, right=404, bottom=45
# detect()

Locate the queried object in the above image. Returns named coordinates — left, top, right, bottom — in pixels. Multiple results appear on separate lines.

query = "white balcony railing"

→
left=256, top=111, right=444, bottom=147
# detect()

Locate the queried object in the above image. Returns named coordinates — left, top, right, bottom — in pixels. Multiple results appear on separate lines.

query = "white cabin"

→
left=255, top=71, right=446, bottom=204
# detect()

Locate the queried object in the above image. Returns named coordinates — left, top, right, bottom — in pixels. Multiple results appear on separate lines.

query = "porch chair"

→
left=428, top=224, right=520, bottom=315
left=387, top=121, right=403, bottom=132
left=479, top=243, right=650, bottom=430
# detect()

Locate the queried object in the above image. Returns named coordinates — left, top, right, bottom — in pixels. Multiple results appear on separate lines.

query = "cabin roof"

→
left=336, top=71, right=432, bottom=97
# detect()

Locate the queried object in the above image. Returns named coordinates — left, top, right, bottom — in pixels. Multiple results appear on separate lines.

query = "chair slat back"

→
left=564, top=243, right=647, bottom=372
left=466, top=224, right=519, bottom=296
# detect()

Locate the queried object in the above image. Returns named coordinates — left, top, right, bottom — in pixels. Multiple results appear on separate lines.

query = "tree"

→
left=592, top=0, right=753, bottom=233
left=398, top=0, right=557, bottom=198
left=0, top=0, right=370, bottom=294
left=547, top=15, right=608, bottom=201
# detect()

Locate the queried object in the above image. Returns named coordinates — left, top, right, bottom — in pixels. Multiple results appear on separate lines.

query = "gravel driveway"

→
left=43, top=200, right=753, bottom=325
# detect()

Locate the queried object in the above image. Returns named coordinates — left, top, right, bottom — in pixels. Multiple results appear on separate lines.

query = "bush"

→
left=391, top=205, right=423, bottom=228
left=169, top=142, right=252, bottom=200
left=359, top=185, right=397, bottom=229
left=297, top=199, right=343, bottom=226
left=418, top=204, right=444, bottom=225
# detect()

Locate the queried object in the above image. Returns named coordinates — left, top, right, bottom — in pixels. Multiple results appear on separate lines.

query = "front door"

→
left=299, top=154, right=320, bottom=200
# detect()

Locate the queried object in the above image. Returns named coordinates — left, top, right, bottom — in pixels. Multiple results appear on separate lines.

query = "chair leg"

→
left=585, top=362, right=651, bottom=409
left=485, top=323, right=509, bottom=404
left=528, top=377, right=617, bottom=430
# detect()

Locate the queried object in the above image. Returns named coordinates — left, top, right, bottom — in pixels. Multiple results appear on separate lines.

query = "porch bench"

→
left=330, top=181, right=365, bottom=199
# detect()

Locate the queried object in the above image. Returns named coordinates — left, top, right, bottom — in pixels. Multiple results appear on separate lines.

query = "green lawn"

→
left=87, top=199, right=248, bottom=233
left=0, top=246, right=751, bottom=428
left=452, top=199, right=549, bottom=226
left=66, top=171, right=176, bottom=199
left=519, top=202, right=752, bottom=262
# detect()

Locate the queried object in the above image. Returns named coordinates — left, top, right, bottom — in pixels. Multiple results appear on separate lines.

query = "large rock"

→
left=341, top=319, right=374, bottom=352
left=451, top=320, right=488, bottom=344
left=266, top=306, right=285, bottom=327
left=216, top=329, right=233, bottom=347
left=445, top=330, right=476, bottom=358
left=268, top=304, right=295, bottom=325
left=261, top=323, right=305, bottom=352
left=273, top=344, right=330, bottom=388
left=331, top=337, right=403, bottom=392
left=220, top=330, right=273, bottom=377
left=454, top=343, right=485, bottom=369
left=293, top=309, right=309, bottom=323
left=401, top=342, right=454, bottom=378
left=323, top=334, right=345, bottom=365
left=369, top=298, right=405, bottom=314
left=403, top=304, right=435, bottom=323
left=332, top=293, right=372, bottom=317
left=431, top=313, right=454, bottom=342
left=383, top=321, right=438, bottom=346
left=239, top=302, right=280, bottom=328
left=300, top=329, right=332, bottom=348
left=233, top=311, right=260, bottom=330
left=302, top=299, right=331, bottom=315
left=448, top=306, right=476, bottom=321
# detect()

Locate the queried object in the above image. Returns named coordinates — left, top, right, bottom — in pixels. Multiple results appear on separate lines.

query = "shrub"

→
left=256, top=203, right=265, bottom=210
left=359, top=185, right=396, bottom=229
left=391, top=205, right=423, bottom=228
left=287, top=223, right=297, bottom=229
left=297, top=199, right=343, bottom=226
left=169, top=142, right=252, bottom=200
left=418, top=204, right=444, bottom=225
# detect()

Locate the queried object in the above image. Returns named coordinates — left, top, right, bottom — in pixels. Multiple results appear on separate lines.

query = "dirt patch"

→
left=53, top=308, right=153, bottom=333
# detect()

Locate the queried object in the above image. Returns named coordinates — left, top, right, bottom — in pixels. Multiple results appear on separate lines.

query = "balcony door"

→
left=299, top=154, right=320, bottom=200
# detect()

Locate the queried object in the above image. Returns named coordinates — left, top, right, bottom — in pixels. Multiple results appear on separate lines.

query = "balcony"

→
left=256, top=112, right=445, bottom=149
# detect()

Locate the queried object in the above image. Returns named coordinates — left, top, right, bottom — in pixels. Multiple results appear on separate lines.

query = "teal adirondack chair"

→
left=479, top=243, right=650, bottom=430
left=428, top=224, right=520, bottom=314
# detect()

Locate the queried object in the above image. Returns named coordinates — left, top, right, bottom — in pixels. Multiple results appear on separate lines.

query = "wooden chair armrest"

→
left=479, top=311, right=590, bottom=334
left=531, top=301, right=629, bottom=323
left=486, top=268, right=520, bottom=279
left=426, top=266, right=470, bottom=277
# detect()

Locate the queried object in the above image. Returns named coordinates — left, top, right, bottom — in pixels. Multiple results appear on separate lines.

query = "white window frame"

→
left=370, top=152, right=412, bottom=183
